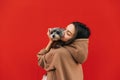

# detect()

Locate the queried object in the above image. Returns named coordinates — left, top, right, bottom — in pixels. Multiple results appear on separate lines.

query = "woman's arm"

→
left=37, top=49, right=47, bottom=68
left=37, top=28, right=53, bottom=68
left=37, top=40, right=53, bottom=68
left=45, top=40, right=53, bottom=52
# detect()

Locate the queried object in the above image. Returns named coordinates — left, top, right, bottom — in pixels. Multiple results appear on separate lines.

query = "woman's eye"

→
left=67, top=31, right=71, bottom=36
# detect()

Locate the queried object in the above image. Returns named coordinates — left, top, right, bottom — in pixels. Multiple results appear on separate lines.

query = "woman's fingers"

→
left=47, top=28, right=53, bottom=41
left=47, top=28, right=52, bottom=36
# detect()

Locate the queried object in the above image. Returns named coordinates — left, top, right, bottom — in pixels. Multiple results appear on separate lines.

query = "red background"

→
left=0, top=0, right=120, bottom=80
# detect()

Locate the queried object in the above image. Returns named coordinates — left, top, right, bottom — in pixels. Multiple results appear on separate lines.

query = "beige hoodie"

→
left=37, top=39, right=89, bottom=80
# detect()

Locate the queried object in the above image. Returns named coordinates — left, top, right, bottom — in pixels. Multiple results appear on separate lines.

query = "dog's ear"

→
left=49, top=28, right=59, bottom=34
left=50, top=27, right=60, bottom=33
left=49, top=28, right=56, bottom=32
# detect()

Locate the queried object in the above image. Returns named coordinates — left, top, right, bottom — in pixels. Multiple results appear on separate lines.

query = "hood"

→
left=64, top=39, right=89, bottom=64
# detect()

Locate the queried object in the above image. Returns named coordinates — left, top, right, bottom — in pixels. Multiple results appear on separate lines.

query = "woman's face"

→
left=61, top=24, right=76, bottom=42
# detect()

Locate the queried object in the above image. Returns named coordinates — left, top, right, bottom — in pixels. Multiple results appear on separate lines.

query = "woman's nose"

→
left=63, top=30, right=66, bottom=35
left=63, top=30, right=66, bottom=33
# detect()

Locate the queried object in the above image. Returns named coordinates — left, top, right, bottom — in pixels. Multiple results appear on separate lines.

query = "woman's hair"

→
left=65, top=21, right=91, bottom=45
left=72, top=22, right=91, bottom=39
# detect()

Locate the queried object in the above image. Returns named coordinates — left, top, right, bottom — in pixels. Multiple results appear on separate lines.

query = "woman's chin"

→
left=61, top=38, right=67, bottom=42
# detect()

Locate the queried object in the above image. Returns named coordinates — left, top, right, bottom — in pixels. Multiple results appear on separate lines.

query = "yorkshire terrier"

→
left=49, top=27, right=64, bottom=41
left=49, top=27, right=65, bottom=48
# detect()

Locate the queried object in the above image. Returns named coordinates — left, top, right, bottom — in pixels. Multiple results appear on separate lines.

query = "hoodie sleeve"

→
left=65, top=39, right=89, bottom=64
left=36, top=49, right=48, bottom=68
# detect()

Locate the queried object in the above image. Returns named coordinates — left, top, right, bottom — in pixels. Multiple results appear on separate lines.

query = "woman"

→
left=37, top=22, right=91, bottom=80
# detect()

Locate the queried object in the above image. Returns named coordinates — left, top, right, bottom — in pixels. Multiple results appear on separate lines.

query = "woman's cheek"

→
left=62, top=34, right=71, bottom=41
left=65, top=36, right=71, bottom=41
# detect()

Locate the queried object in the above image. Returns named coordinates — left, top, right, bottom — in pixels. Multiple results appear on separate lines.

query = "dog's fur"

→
left=49, top=27, right=64, bottom=41
left=49, top=27, right=65, bottom=48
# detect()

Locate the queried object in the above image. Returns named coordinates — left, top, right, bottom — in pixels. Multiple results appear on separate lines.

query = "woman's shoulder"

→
left=50, top=39, right=89, bottom=52
left=70, top=38, right=89, bottom=45
left=51, top=47, right=66, bottom=52
left=49, top=47, right=69, bottom=57
left=73, top=38, right=89, bottom=42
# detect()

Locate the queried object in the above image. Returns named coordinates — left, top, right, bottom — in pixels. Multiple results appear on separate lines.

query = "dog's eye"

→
left=56, top=31, right=60, bottom=34
left=50, top=32, right=53, bottom=34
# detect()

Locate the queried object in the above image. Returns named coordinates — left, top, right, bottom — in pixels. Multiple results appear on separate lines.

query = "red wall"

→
left=0, top=0, right=120, bottom=80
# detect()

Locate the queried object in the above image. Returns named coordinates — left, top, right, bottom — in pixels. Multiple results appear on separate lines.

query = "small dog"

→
left=49, top=27, right=64, bottom=41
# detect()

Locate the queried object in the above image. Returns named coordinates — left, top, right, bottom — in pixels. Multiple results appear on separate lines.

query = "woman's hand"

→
left=45, top=28, right=54, bottom=52
left=47, top=28, right=54, bottom=43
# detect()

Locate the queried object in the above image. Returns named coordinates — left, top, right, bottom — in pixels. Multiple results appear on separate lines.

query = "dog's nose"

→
left=52, top=35, right=55, bottom=38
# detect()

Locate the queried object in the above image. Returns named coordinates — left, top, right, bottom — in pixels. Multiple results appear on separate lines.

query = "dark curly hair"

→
left=72, top=22, right=91, bottom=39
left=65, top=21, right=91, bottom=45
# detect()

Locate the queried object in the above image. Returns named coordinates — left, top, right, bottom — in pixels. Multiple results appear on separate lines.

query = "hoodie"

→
left=37, top=39, right=89, bottom=80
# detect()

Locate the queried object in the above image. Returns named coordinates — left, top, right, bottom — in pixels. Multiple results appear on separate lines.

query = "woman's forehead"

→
left=66, top=24, right=75, bottom=32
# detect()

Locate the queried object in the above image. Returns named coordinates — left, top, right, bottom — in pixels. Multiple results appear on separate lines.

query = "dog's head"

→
left=49, top=27, right=64, bottom=41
